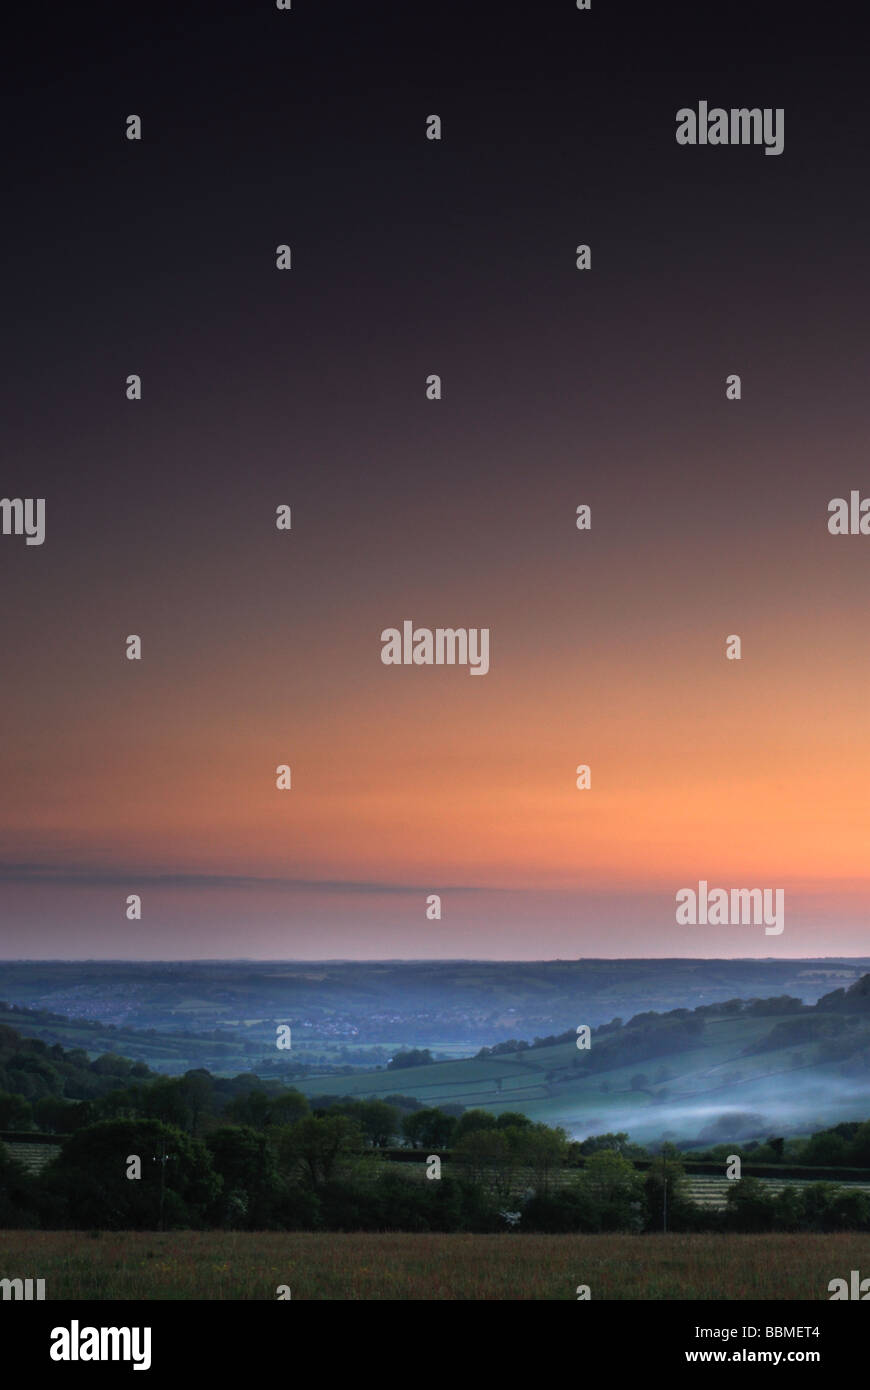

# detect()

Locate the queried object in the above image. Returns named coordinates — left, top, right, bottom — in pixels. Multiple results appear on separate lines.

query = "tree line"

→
left=4, top=1103, right=870, bottom=1234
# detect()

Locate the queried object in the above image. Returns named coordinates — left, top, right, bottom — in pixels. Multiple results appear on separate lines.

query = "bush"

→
left=39, top=1119, right=220, bottom=1230
left=723, top=1177, right=777, bottom=1232
left=0, top=1141, right=39, bottom=1227
left=520, top=1191, right=589, bottom=1233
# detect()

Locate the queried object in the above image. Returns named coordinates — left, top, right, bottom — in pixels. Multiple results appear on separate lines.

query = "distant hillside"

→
left=0, top=1002, right=314, bottom=1079
left=818, top=974, right=870, bottom=1011
left=0, top=959, right=867, bottom=1061
left=292, top=982, right=870, bottom=1147
left=0, top=1020, right=303, bottom=1134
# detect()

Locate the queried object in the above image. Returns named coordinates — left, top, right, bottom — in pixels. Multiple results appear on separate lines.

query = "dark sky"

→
left=3, top=0, right=870, bottom=958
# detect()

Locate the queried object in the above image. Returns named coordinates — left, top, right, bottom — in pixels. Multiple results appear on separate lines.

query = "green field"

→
left=367, top=1158, right=870, bottom=1208
left=2, top=1230, right=863, bottom=1299
left=294, top=1010, right=869, bottom=1143
left=0, top=1008, right=408, bottom=1077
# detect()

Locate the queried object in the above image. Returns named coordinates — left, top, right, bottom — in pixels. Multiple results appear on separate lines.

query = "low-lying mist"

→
left=565, top=1075, right=870, bottom=1148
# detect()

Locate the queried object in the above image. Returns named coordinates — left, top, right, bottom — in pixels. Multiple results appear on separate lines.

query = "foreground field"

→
left=2, top=1231, right=864, bottom=1300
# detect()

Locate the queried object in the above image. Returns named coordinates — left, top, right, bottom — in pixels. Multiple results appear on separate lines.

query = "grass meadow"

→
left=1, top=1230, right=864, bottom=1299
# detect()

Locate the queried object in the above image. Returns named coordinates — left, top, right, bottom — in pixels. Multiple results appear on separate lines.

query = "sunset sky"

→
left=2, top=0, right=868, bottom=958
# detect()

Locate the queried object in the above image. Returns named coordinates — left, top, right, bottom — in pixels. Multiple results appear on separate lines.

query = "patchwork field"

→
left=681, top=1174, right=870, bottom=1211
left=295, top=1011, right=870, bottom=1144
left=1, top=1230, right=864, bottom=1300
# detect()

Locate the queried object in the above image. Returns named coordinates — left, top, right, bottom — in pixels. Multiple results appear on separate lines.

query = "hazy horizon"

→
left=2, top=952, right=869, bottom=964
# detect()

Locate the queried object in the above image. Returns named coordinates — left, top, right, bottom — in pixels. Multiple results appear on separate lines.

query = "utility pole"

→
left=152, top=1141, right=174, bottom=1231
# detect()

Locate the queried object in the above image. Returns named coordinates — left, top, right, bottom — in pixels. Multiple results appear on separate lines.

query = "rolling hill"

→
left=296, top=981, right=870, bottom=1146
